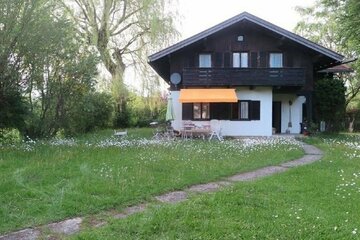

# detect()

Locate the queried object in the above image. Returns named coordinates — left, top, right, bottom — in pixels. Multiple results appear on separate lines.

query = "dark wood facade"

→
left=167, top=20, right=315, bottom=90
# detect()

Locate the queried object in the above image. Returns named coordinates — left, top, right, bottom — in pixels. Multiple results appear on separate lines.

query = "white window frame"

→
left=193, top=103, right=210, bottom=120
left=240, top=52, right=248, bottom=68
left=199, top=54, right=212, bottom=68
left=269, top=53, right=283, bottom=68
left=233, top=52, right=248, bottom=68
left=239, top=101, right=250, bottom=120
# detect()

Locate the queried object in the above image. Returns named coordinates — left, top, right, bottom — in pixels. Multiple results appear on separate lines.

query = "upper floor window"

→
left=269, top=53, right=283, bottom=68
left=233, top=52, right=248, bottom=68
left=199, top=54, right=211, bottom=68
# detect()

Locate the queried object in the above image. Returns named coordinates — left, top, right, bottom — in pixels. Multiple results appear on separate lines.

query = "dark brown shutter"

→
left=188, top=55, right=195, bottom=68
left=250, top=101, right=261, bottom=120
left=251, top=52, right=258, bottom=68
left=231, top=102, right=239, bottom=120
left=214, top=52, right=223, bottom=67
left=224, top=52, right=231, bottom=67
left=210, top=103, right=231, bottom=120
left=259, top=52, right=267, bottom=68
left=188, top=56, right=196, bottom=68
left=184, top=59, right=189, bottom=68
left=286, top=53, right=293, bottom=67
left=182, top=103, right=193, bottom=120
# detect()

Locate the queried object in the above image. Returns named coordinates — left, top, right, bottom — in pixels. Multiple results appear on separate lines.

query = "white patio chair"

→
left=182, top=121, right=194, bottom=139
left=209, top=120, right=223, bottom=141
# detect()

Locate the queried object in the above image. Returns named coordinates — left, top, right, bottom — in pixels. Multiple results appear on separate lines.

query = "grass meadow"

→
left=72, top=133, right=360, bottom=240
left=0, top=129, right=303, bottom=234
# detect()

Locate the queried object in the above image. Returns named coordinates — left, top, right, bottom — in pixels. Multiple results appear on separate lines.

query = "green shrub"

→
left=126, top=93, right=167, bottom=128
left=0, top=128, right=22, bottom=144
left=314, top=78, right=346, bottom=132
left=0, top=89, right=27, bottom=130
left=114, top=107, right=131, bottom=128
left=65, top=92, right=115, bottom=135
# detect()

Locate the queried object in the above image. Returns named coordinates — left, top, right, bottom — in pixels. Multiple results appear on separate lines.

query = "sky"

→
left=175, top=0, right=315, bottom=40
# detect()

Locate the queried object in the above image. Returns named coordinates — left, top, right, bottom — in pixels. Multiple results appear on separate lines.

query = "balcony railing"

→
left=182, top=68, right=306, bottom=86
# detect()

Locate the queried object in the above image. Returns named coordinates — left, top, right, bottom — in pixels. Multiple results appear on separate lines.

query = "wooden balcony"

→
left=182, top=68, right=306, bottom=86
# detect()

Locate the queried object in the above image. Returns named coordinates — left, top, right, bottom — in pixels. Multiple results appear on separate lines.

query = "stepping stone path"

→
left=155, top=191, right=188, bottom=203
left=0, top=141, right=323, bottom=240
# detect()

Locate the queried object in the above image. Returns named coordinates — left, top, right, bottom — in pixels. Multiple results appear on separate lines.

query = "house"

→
left=148, top=12, right=345, bottom=136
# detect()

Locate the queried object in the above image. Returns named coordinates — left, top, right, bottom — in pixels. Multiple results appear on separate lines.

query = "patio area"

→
left=151, top=120, right=223, bottom=141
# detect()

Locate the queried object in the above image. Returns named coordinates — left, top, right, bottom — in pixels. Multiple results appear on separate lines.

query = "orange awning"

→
left=179, top=89, right=238, bottom=103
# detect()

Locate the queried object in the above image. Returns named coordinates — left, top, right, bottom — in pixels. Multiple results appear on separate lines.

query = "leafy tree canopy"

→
left=295, top=0, right=360, bottom=109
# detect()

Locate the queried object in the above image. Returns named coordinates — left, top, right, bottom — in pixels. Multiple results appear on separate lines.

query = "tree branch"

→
left=110, top=6, right=144, bottom=34
left=110, top=21, right=138, bottom=36
left=118, top=28, right=149, bottom=54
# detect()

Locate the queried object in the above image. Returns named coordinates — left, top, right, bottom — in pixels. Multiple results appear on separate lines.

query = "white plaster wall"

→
left=170, top=91, right=182, bottom=131
left=273, top=94, right=306, bottom=134
left=222, top=87, right=273, bottom=136
left=171, top=87, right=273, bottom=136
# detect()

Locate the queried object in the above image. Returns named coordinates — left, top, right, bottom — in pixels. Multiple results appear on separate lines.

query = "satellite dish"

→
left=170, top=73, right=181, bottom=85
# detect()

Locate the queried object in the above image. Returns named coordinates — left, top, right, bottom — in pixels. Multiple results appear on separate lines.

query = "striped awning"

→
left=179, top=89, right=238, bottom=103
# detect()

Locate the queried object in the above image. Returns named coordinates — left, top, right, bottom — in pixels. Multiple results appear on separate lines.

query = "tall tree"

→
left=0, top=0, right=105, bottom=137
left=0, top=0, right=50, bottom=130
left=295, top=0, right=360, bottom=108
left=60, top=0, right=178, bottom=112
left=295, top=0, right=360, bottom=131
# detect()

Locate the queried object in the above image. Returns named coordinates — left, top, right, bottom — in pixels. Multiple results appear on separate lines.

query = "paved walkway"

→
left=0, top=141, right=323, bottom=240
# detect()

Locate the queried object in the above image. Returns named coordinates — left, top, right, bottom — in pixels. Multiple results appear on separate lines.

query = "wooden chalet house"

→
left=148, top=12, right=345, bottom=136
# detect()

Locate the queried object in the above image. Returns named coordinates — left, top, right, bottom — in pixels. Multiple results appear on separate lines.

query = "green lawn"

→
left=72, top=134, right=360, bottom=240
left=0, top=129, right=303, bottom=234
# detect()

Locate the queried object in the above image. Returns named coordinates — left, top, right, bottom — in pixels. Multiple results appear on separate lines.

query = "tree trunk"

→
left=348, top=113, right=355, bottom=133
left=99, top=47, right=128, bottom=113
left=110, top=68, right=127, bottom=112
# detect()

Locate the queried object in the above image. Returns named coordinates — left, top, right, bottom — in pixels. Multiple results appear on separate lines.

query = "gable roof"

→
left=148, top=11, right=344, bottom=62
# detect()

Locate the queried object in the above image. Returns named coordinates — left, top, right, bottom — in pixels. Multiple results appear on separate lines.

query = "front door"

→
left=272, top=101, right=281, bottom=134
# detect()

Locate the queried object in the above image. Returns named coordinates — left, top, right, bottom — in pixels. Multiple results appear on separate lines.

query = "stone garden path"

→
left=0, top=141, right=323, bottom=240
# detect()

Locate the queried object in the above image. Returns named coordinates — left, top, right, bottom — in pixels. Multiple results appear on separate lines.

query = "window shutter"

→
left=250, top=101, right=261, bottom=120
left=182, top=103, right=193, bottom=120
left=188, top=55, right=195, bottom=68
left=224, top=52, right=231, bottom=67
left=259, top=52, right=267, bottom=68
left=286, top=53, right=293, bottom=67
left=214, top=52, right=223, bottom=67
left=251, top=52, right=258, bottom=68
left=210, top=103, right=231, bottom=120
left=231, top=102, right=239, bottom=120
